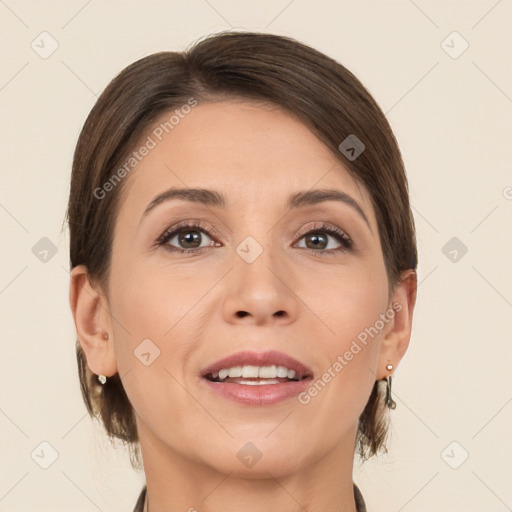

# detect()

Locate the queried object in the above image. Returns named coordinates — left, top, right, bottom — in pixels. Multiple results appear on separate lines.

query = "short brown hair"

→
left=66, top=30, right=418, bottom=468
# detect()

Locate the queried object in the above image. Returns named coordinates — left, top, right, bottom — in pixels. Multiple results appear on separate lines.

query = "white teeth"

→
left=258, top=365, right=276, bottom=378
left=228, top=366, right=242, bottom=378
left=212, top=365, right=299, bottom=381
left=242, top=365, right=259, bottom=378
left=276, top=366, right=288, bottom=378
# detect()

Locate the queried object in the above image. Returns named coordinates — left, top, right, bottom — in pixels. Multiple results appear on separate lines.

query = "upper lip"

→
left=200, top=350, right=313, bottom=379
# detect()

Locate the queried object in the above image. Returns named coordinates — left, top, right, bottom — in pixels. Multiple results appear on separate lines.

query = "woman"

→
left=67, top=30, right=417, bottom=512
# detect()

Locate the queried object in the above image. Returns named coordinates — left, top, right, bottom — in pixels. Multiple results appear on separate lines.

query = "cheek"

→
left=110, top=251, right=208, bottom=330
left=300, top=260, right=388, bottom=398
left=107, top=261, right=196, bottom=424
left=108, top=257, right=219, bottom=380
left=304, top=258, right=389, bottom=344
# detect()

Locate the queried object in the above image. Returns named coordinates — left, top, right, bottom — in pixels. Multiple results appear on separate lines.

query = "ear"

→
left=69, top=265, right=118, bottom=377
left=377, top=269, right=417, bottom=379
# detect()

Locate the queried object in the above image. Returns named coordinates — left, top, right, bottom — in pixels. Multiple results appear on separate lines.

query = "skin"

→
left=70, top=99, right=417, bottom=512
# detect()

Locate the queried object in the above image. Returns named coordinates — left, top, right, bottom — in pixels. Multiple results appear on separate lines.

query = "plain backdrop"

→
left=1, top=1, right=511, bottom=511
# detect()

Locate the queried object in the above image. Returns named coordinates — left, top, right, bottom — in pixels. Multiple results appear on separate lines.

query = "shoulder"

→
left=354, top=482, right=367, bottom=512
left=133, top=483, right=365, bottom=511
left=132, top=484, right=147, bottom=512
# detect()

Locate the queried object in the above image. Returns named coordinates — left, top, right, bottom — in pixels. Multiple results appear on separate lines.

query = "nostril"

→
left=236, top=311, right=249, bottom=318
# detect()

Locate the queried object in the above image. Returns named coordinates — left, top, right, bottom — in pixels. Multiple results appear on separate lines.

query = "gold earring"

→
left=98, top=333, right=110, bottom=384
left=385, top=363, right=396, bottom=409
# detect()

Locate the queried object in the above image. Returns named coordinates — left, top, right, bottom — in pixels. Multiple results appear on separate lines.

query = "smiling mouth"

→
left=200, top=350, right=314, bottom=388
left=201, top=362, right=313, bottom=405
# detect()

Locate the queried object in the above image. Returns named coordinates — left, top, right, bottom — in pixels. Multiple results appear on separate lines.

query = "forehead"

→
left=117, top=100, right=374, bottom=224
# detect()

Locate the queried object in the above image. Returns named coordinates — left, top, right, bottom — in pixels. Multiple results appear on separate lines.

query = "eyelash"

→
left=155, top=220, right=353, bottom=256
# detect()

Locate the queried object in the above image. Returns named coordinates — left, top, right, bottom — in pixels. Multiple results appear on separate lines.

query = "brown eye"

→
left=175, top=229, right=204, bottom=249
left=295, top=223, right=353, bottom=255
left=163, top=228, right=213, bottom=251
left=156, top=220, right=220, bottom=254
left=304, top=232, right=329, bottom=250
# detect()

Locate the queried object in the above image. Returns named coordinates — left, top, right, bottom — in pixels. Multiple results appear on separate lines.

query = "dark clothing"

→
left=133, top=483, right=367, bottom=511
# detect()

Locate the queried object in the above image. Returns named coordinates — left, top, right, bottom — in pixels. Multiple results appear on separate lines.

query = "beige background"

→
left=1, top=1, right=511, bottom=510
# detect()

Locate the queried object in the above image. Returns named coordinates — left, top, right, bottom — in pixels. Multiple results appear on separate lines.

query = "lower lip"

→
left=201, top=377, right=312, bottom=406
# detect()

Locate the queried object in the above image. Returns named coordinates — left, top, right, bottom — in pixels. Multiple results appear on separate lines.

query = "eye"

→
left=294, top=222, right=353, bottom=255
left=156, top=220, right=220, bottom=254
left=155, top=220, right=353, bottom=256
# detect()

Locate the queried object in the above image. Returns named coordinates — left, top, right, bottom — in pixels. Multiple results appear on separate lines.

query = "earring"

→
left=97, top=333, right=109, bottom=384
left=385, top=363, right=396, bottom=409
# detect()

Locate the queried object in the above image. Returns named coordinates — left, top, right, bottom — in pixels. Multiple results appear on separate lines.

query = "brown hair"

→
left=65, top=30, right=417, bottom=468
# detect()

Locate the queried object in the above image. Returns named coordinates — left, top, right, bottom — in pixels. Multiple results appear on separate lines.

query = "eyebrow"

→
left=140, top=187, right=371, bottom=231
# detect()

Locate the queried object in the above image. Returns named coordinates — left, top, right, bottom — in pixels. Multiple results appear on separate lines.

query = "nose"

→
left=221, top=241, right=299, bottom=326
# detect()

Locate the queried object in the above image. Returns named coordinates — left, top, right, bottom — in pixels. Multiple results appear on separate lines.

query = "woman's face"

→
left=103, top=99, right=404, bottom=476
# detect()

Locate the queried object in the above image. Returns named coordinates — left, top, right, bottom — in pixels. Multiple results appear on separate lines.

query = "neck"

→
left=137, top=419, right=359, bottom=512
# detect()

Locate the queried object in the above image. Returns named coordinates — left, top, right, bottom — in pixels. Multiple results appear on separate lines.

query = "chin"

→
left=199, top=438, right=313, bottom=479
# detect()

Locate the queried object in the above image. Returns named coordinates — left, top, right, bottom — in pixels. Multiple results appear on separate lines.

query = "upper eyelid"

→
left=160, top=219, right=219, bottom=236
left=294, top=221, right=350, bottom=238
